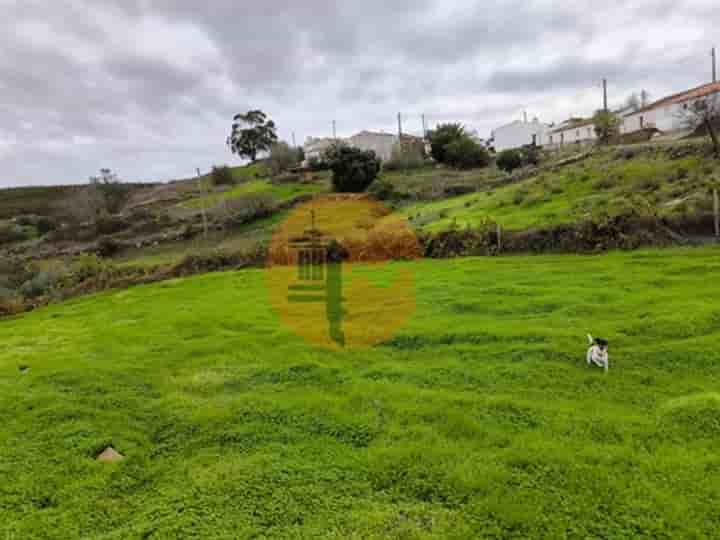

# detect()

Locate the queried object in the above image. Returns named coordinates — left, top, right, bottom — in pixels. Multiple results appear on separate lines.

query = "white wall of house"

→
left=346, top=131, right=398, bottom=162
left=544, top=123, right=596, bottom=147
left=621, top=90, right=720, bottom=134
left=302, top=137, right=335, bottom=164
left=492, top=120, right=547, bottom=151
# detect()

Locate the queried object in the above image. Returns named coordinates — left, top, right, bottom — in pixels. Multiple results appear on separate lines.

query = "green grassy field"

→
left=2, top=246, right=720, bottom=538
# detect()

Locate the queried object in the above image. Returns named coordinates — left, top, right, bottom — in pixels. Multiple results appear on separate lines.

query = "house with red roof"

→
left=621, top=81, right=720, bottom=135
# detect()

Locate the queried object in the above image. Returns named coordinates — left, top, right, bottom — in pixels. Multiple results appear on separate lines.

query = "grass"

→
left=182, top=179, right=328, bottom=210
left=2, top=245, right=720, bottom=538
left=401, top=149, right=717, bottom=232
left=113, top=213, right=288, bottom=269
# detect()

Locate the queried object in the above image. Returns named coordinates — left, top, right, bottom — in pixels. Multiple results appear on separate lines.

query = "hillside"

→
left=2, top=247, right=720, bottom=538
left=1, top=141, right=719, bottom=316
left=392, top=144, right=719, bottom=232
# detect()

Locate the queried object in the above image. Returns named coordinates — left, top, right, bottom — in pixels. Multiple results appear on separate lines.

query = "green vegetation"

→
left=182, top=179, right=327, bottom=209
left=1, top=246, right=720, bottom=537
left=402, top=147, right=718, bottom=231
left=326, top=144, right=381, bottom=193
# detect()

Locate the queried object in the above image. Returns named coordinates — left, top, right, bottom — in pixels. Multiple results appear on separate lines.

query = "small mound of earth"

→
left=96, top=447, right=124, bottom=463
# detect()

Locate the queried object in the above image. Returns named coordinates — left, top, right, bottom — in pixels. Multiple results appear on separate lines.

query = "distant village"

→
left=302, top=80, right=720, bottom=163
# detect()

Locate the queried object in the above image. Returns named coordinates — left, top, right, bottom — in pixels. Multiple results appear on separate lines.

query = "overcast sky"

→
left=1, top=0, right=718, bottom=187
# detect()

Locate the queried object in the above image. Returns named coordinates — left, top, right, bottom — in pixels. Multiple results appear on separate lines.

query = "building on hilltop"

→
left=346, top=131, right=399, bottom=162
left=544, top=117, right=597, bottom=149
left=620, top=81, right=720, bottom=135
left=491, top=118, right=550, bottom=152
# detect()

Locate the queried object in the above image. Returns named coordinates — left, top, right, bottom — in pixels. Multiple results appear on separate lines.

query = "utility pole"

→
left=292, top=131, right=296, bottom=147
left=332, top=120, right=337, bottom=140
left=712, top=47, right=717, bottom=83
left=421, top=114, right=427, bottom=138
left=397, top=112, right=403, bottom=138
left=602, top=78, right=608, bottom=112
left=196, top=168, right=208, bottom=239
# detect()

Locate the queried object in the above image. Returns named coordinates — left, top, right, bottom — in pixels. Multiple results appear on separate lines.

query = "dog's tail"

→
left=587, top=334, right=594, bottom=345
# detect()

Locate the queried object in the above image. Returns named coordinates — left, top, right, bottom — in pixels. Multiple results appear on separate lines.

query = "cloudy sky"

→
left=1, top=0, right=717, bottom=187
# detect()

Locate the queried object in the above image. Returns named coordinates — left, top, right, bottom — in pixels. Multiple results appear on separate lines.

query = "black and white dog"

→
left=586, top=334, right=609, bottom=372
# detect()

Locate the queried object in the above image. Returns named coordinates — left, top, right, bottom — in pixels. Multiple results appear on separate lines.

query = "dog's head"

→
left=594, top=338, right=608, bottom=351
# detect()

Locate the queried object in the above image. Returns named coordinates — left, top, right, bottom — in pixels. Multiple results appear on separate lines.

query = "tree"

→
left=625, top=93, right=641, bottom=112
left=59, top=184, right=106, bottom=224
left=496, top=149, right=523, bottom=173
left=89, top=168, right=130, bottom=214
left=679, top=93, right=720, bottom=157
left=211, top=165, right=235, bottom=186
left=427, top=123, right=466, bottom=164
left=443, top=136, right=491, bottom=169
left=227, top=110, right=278, bottom=162
left=267, top=141, right=302, bottom=175
left=592, top=110, right=622, bottom=145
left=325, top=144, right=380, bottom=193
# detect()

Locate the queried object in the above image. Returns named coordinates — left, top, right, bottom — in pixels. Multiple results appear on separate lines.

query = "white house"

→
left=303, top=137, right=336, bottom=164
left=491, top=118, right=549, bottom=151
left=621, top=81, right=720, bottom=135
left=346, top=131, right=399, bottom=162
left=544, top=118, right=597, bottom=148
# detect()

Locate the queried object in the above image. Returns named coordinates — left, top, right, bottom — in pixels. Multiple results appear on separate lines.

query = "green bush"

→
left=307, top=157, right=329, bottom=171
left=325, top=145, right=380, bottom=193
left=443, top=136, right=491, bottom=169
left=496, top=149, right=524, bottom=173
left=211, top=165, right=235, bottom=186
left=427, top=123, right=465, bottom=164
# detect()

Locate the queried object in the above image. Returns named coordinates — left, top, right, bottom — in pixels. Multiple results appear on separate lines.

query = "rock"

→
left=96, top=446, right=124, bottom=463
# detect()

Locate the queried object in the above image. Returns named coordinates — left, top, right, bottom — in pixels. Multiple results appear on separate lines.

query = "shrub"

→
left=73, top=254, right=113, bottom=282
left=325, top=145, right=380, bottom=193
left=368, top=179, right=406, bottom=202
left=97, top=237, right=122, bottom=258
left=427, top=123, right=465, bottom=164
left=211, top=165, right=235, bottom=186
left=36, top=216, right=58, bottom=235
left=0, top=225, right=27, bottom=245
left=513, top=189, right=529, bottom=205
left=307, top=157, right=330, bottom=171
left=96, top=215, right=130, bottom=235
left=222, top=194, right=276, bottom=226
left=19, top=272, right=58, bottom=299
left=267, top=142, right=301, bottom=176
left=496, top=149, right=524, bottom=173
left=443, top=136, right=490, bottom=169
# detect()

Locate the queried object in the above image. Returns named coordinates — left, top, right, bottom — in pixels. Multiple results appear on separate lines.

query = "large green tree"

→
left=227, top=110, right=278, bottom=162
